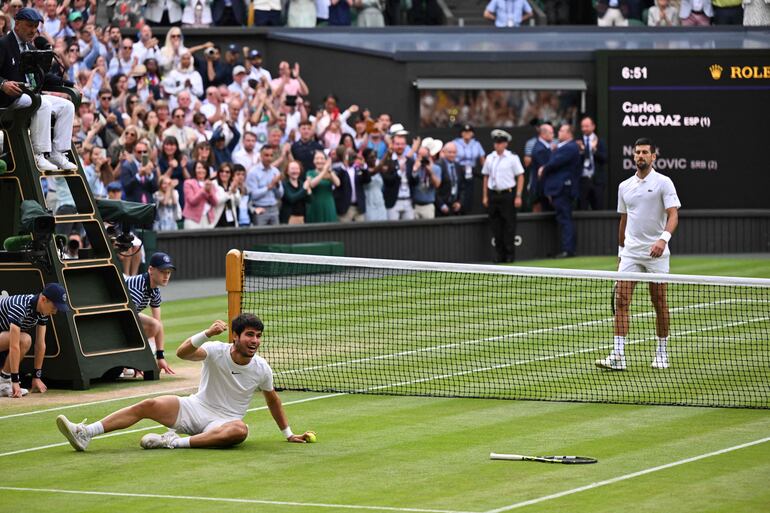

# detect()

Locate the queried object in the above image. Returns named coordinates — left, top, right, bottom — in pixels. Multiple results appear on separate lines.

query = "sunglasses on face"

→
left=101, top=96, right=112, bottom=100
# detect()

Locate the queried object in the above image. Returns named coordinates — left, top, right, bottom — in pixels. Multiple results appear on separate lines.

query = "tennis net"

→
left=230, top=250, right=770, bottom=409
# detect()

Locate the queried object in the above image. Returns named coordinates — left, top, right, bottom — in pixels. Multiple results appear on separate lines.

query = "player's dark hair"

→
left=634, top=138, right=655, bottom=152
left=232, top=313, right=264, bottom=336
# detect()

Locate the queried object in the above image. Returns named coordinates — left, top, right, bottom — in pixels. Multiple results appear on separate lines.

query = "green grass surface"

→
left=1, top=256, right=769, bottom=512
left=245, top=256, right=770, bottom=407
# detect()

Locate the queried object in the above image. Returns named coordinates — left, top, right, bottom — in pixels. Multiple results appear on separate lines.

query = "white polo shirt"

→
left=618, top=169, right=681, bottom=259
left=482, top=150, right=525, bottom=191
left=192, top=342, right=274, bottom=419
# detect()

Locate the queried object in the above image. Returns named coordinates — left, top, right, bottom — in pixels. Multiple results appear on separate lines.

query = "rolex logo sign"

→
left=709, top=64, right=723, bottom=80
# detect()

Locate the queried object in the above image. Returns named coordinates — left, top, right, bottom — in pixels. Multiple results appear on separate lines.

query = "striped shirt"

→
left=0, top=294, right=49, bottom=332
left=125, top=273, right=162, bottom=312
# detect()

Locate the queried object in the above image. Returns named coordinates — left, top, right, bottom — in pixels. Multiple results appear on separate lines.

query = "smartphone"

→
left=141, top=154, right=149, bottom=166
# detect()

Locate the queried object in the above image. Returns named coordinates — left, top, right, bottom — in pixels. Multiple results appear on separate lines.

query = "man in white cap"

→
left=228, top=65, right=249, bottom=99
left=0, top=8, right=78, bottom=171
left=482, top=129, right=525, bottom=263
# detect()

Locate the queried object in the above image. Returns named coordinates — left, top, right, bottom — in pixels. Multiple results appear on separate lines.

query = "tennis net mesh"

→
left=235, top=251, right=770, bottom=409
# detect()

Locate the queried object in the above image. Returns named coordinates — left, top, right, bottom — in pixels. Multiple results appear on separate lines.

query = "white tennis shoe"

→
left=0, top=382, right=28, bottom=396
left=56, top=415, right=92, bottom=451
left=595, top=353, right=627, bottom=371
left=651, top=353, right=669, bottom=369
left=47, top=151, right=78, bottom=171
left=140, top=430, right=180, bottom=449
left=34, top=153, right=58, bottom=172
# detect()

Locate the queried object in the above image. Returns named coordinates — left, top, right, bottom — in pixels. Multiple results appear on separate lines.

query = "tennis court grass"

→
left=1, top=256, right=768, bottom=513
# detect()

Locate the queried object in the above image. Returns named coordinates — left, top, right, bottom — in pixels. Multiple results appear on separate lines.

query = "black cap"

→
left=148, top=252, right=176, bottom=270
left=460, top=124, right=474, bottom=133
left=15, top=7, right=44, bottom=22
left=248, top=49, right=261, bottom=59
left=42, top=283, right=70, bottom=312
left=227, top=43, right=239, bottom=53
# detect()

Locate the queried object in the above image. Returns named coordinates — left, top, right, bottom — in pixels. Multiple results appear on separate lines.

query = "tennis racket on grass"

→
left=490, top=453, right=597, bottom=464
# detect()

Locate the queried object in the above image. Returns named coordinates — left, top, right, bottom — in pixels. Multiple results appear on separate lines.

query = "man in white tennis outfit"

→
left=56, top=314, right=313, bottom=450
left=596, top=138, right=680, bottom=371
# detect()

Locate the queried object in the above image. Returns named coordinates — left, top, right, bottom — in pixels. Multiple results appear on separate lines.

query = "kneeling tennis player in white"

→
left=57, top=313, right=313, bottom=450
left=596, top=137, right=680, bottom=371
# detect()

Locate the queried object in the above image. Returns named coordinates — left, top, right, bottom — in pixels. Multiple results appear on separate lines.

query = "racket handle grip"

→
left=490, top=453, right=524, bottom=461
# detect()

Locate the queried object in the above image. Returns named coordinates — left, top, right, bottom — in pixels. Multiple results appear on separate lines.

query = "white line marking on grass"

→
left=483, top=436, right=770, bottom=513
left=0, top=393, right=343, bottom=459
left=0, top=386, right=197, bottom=422
left=0, top=487, right=475, bottom=513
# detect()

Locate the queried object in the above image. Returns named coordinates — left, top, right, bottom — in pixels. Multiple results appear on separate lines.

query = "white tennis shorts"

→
left=619, top=255, right=670, bottom=274
left=172, top=395, right=243, bottom=435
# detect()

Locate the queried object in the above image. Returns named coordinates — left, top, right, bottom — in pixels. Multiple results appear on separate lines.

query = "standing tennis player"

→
left=596, top=138, right=681, bottom=371
left=56, top=314, right=313, bottom=450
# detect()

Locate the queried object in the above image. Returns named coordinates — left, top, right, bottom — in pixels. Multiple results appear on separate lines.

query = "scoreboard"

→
left=599, top=51, right=770, bottom=209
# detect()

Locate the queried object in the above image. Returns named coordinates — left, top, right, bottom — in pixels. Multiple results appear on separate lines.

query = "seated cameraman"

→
left=0, top=9, right=77, bottom=172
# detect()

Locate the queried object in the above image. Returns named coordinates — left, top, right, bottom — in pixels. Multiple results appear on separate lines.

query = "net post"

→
left=226, top=249, right=243, bottom=326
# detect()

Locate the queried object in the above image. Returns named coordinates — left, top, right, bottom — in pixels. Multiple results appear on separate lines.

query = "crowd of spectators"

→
left=1, top=1, right=765, bottom=275
left=0, top=0, right=445, bottom=30
left=484, top=0, right=768, bottom=27
left=3, top=4, right=489, bottom=254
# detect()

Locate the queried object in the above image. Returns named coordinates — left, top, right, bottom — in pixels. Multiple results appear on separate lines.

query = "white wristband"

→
left=281, top=426, right=294, bottom=439
left=618, top=246, right=624, bottom=257
left=190, top=331, right=208, bottom=348
left=659, top=231, right=672, bottom=243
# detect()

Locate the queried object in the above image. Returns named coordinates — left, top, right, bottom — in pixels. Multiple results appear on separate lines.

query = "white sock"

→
left=148, top=337, right=157, bottom=353
left=613, top=336, right=626, bottom=357
left=85, top=421, right=104, bottom=437
left=657, top=337, right=668, bottom=355
left=172, top=436, right=191, bottom=449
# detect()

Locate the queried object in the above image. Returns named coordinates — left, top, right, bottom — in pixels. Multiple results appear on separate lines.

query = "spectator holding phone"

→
left=154, top=176, right=182, bottom=231
left=159, top=135, right=190, bottom=207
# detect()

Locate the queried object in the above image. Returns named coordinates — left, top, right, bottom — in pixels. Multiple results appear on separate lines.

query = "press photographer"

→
left=0, top=8, right=77, bottom=172
left=410, top=138, right=443, bottom=220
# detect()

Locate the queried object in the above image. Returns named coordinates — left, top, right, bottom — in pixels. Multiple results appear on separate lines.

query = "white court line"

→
left=0, top=487, right=474, bottom=513
left=484, top=436, right=770, bottom=513
left=0, top=393, right=342, bottom=459
left=278, top=298, right=756, bottom=376
left=0, top=386, right=197, bottom=422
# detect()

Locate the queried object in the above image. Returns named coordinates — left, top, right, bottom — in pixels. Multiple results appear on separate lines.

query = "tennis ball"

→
left=305, top=431, right=317, bottom=443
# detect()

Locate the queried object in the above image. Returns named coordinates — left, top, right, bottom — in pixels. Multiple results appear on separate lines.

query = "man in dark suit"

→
left=0, top=8, right=77, bottom=172
left=577, top=116, right=608, bottom=210
left=528, top=122, right=554, bottom=212
left=333, top=146, right=371, bottom=222
left=382, top=134, right=416, bottom=220
left=213, top=0, right=247, bottom=25
left=539, top=124, right=582, bottom=258
left=120, top=140, right=157, bottom=204
left=435, top=141, right=465, bottom=216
